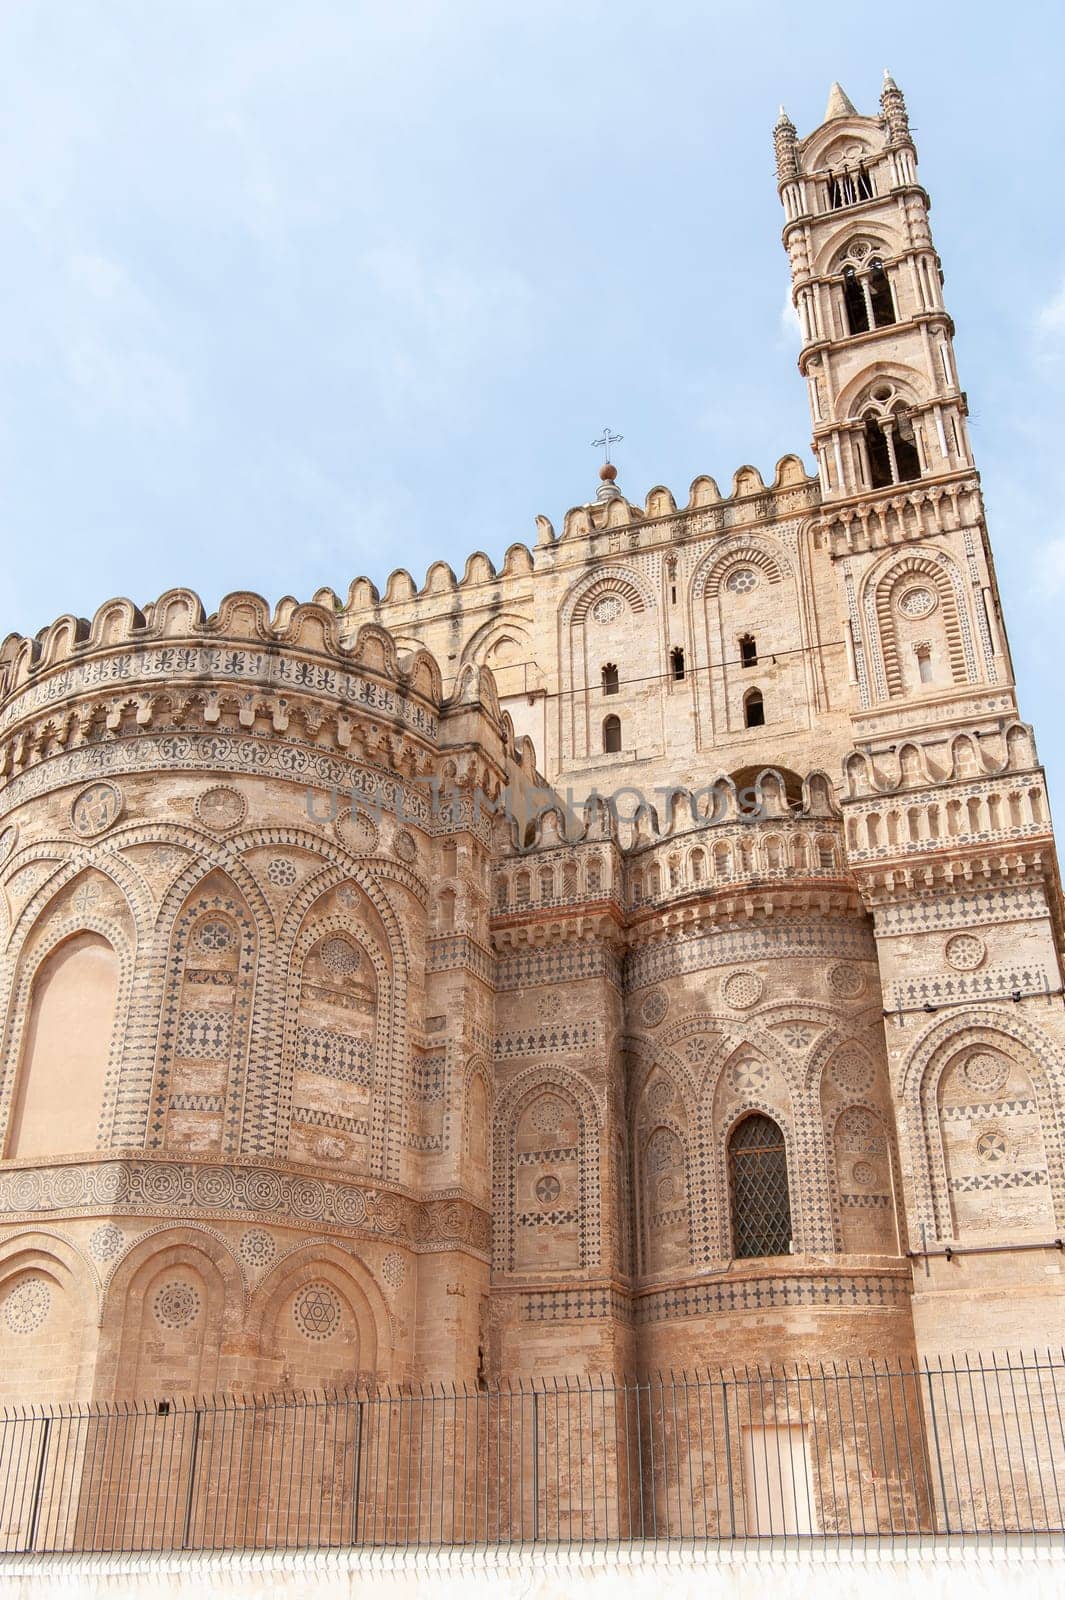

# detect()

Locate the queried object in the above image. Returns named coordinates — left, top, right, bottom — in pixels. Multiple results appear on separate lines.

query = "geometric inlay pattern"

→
left=292, top=1282, right=342, bottom=1341
left=2, top=1277, right=51, bottom=1334
left=152, top=1280, right=201, bottom=1330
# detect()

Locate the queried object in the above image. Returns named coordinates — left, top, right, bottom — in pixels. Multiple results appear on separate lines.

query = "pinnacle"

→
left=824, top=81, right=857, bottom=120
left=882, top=68, right=900, bottom=91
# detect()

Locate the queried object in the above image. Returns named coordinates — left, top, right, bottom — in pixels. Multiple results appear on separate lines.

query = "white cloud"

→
left=778, top=290, right=801, bottom=345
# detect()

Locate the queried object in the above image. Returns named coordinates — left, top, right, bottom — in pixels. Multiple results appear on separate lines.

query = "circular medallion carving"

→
left=535, top=1174, right=561, bottom=1205
left=592, top=595, right=624, bottom=623
left=267, top=858, right=298, bottom=887
left=647, top=1078, right=675, bottom=1113
left=153, top=1280, right=201, bottom=1330
left=727, top=1056, right=770, bottom=1093
left=335, top=808, right=379, bottom=855
left=238, top=1229, right=276, bottom=1268
left=963, top=1053, right=1009, bottom=1095
left=195, top=786, right=246, bottom=832
left=531, top=1095, right=566, bottom=1135
left=0, top=825, right=16, bottom=865
left=685, top=1035, right=711, bottom=1064
left=292, top=1282, right=341, bottom=1341
left=722, top=971, right=763, bottom=1010
left=70, top=781, right=123, bottom=837
left=896, top=586, right=937, bottom=619
left=976, top=1128, right=1007, bottom=1163
left=725, top=568, right=758, bottom=594
left=244, top=1171, right=284, bottom=1211
left=3, top=1277, right=50, bottom=1334
left=851, top=1160, right=877, bottom=1188
left=828, top=963, right=865, bottom=999
left=320, top=936, right=361, bottom=977
left=89, top=1223, right=124, bottom=1262
left=945, top=933, right=986, bottom=972
left=333, top=1186, right=368, bottom=1226
left=392, top=829, right=418, bottom=864
left=831, top=1051, right=874, bottom=1094
left=837, top=1106, right=876, bottom=1146
left=382, top=1252, right=406, bottom=1288
left=640, top=989, right=668, bottom=1028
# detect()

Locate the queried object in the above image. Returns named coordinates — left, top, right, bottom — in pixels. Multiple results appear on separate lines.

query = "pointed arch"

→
left=492, top=1064, right=602, bottom=1273
left=901, top=1011, right=1065, bottom=1243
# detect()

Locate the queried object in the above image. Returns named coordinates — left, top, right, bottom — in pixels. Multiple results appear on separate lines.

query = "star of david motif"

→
left=294, top=1283, right=340, bottom=1340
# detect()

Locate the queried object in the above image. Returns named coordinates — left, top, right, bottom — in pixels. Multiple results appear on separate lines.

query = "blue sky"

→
left=3, top=2, right=1065, bottom=814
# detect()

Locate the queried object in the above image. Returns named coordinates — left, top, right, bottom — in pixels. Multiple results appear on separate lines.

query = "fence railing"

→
left=0, top=1352, right=1063, bottom=1552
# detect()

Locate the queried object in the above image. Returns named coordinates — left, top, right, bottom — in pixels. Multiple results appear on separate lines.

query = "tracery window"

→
left=728, top=1113, right=792, bottom=1258
left=828, top=164, right=874, bottom=210
left=841, top=251, right=896, bottom=335
left=859, top=385, right=922, bottom=489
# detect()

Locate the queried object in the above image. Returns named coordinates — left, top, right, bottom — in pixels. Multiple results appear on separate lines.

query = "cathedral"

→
left=0, top=73, right=1062, bottom=1407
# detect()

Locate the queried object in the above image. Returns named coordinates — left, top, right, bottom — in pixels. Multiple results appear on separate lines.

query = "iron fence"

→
left=0, top=1352, right=1063, bottom=1552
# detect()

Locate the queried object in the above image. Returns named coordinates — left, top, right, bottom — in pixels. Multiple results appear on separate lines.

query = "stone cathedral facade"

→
left=0, top=75, right=1062, bottom=1404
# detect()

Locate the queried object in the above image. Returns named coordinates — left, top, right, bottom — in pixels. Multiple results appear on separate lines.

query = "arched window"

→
left=864, top=414, right=894, bottom=489
left=863, top=395, right=922, bottom=489
left=670, top=646, right=686, bottom=681
left=603, top=714, right=622, bottom=754
left=601, top=663, right=619, bottom=696
left=916, top=642, right=933, bottom=684
left=867, top=258, right=895, bottom=326
left=892, top=405, right=921, bottom=481
left=842, top=256, right=895, bottom=335
left=728, top=1113, right=792, bottom=1258
left=843, top=266, right=869, bottom=335
left=743, top=689, right=765, bottom=729
left=828, top=164, right=873, bottom=210
left=739, top=633, right=758, bottom=668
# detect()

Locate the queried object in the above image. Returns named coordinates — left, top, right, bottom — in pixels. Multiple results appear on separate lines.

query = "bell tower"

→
left=775, top=81, right=1065, bottom=1360
left=776, top=74, right=972, bottom=503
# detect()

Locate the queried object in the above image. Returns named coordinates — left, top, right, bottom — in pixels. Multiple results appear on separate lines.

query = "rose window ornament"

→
left=592, top=595, right=624, bottom=623
left=963, top=1053, right=1009, bottom=1094
left=153, top=1280, right=201, bottom=1330
left=722, top=971, right=764, bottom=1010
left=945, top=933, right=986, bottom=972
left=896, top=586, right=937, bottom=619
left=726, top=568, right=759, bottom=595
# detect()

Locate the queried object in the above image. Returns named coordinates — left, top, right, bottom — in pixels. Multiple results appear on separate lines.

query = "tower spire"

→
left=824, top=81, right=857, bottom=120
left=773, top=105, right=798, bottom=183
left=880, top=69, right=910, bottom=141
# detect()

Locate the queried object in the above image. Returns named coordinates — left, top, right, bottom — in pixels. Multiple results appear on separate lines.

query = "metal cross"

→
left=591, top=428, right=623, bottom=464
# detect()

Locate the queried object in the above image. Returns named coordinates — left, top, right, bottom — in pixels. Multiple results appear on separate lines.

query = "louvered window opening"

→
left=729, top=1113, right=792, bottom=1258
